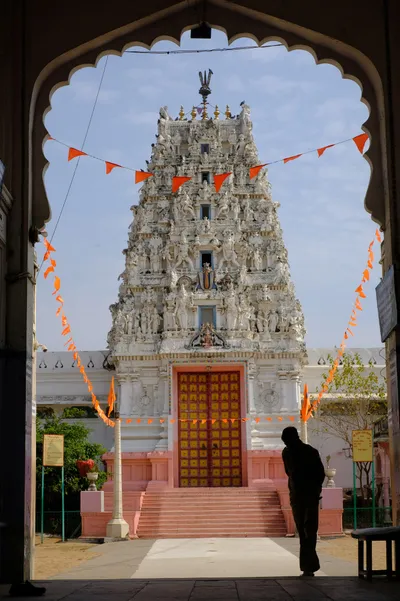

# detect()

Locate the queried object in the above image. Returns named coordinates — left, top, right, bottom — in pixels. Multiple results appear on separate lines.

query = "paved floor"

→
left=1, top=538, right=398, bottom=599
left=1, top=578, right=399, bottom=600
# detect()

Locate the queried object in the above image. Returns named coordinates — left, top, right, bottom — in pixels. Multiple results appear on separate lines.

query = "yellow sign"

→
left=43, top=434, right=64, bottom=467
left=352, top=429, right=373, bottom=462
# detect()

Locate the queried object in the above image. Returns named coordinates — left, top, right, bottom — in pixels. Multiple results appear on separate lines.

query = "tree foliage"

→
left=312, top=352, right=387, bottom=500
left=36, top=416, right=108, bottom=510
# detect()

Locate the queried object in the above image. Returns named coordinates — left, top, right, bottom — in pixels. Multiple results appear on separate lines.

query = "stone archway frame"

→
left=30, top=0, right=386, bottom=232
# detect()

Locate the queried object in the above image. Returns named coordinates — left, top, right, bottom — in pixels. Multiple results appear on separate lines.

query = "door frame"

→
left=172, top=363, right=248, bottom=488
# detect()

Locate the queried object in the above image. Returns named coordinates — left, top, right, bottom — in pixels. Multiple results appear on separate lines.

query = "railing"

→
left=343, top=506, right=392, bottom=530
left=35, top=511, right=81, bottom=539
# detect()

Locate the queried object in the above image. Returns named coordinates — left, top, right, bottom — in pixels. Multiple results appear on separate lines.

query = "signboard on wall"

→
left=376, top=266, right=397, bottom=342
left=352, top=429, right=373, bottom=462
left=43, top=434, right=64, bottom=467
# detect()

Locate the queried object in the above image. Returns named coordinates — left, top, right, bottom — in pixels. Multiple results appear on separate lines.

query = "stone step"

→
left=137, top=531, right=287, bottom=538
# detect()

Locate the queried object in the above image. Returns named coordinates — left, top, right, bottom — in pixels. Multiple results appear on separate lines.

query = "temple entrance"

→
left=178, top=371, right=242, bottom=487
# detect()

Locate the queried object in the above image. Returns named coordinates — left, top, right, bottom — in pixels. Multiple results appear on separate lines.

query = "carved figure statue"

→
left=175, top=236, right=195, bottom=270
left=150, top=247, right=162, bottom=273
left=215, top=192, right=230, bottom=220
left=174, top=283, right=192, bottom=330
left=230, top=197, right=240, bottom=221
left=268, top=310, right=279, bottom=333
left=180, top=190, right=196, bottom=220
left=274, top=258, right=289, bottom=284
left=225, top=286, right=238, bottom=331
left=218, top=231, right=241, bottom=270
left=250, top=247, right=262, bottom=271
left=243, top=198, right=254, bottom=222
left=151, top=308, right=161, bottom=334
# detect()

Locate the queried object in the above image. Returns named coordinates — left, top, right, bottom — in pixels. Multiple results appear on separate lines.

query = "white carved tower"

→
left=107, top=72, right=307, bottom=487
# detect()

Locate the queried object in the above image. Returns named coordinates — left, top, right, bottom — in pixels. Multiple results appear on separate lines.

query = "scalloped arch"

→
left=30, top=0, right=386, bottom=230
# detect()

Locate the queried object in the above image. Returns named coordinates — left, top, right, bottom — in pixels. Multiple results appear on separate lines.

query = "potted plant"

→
left=86, top=463, right=99, bottom=491
left=76, top=459, right=95, bottom=478
left=325, top=455, right=337, bottom=488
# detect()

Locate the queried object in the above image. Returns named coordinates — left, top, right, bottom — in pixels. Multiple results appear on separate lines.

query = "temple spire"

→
left=198, top=69, right=213, bottom=120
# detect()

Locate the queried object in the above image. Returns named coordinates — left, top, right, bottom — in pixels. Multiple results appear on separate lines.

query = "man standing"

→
left=281, top=426, right=325, bottom=577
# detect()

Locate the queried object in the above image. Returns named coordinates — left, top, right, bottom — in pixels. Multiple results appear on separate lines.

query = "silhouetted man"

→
left=281, top=426, right=325, bottom=577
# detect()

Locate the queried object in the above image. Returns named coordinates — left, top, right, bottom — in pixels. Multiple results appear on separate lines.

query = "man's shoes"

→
left=9, top=581, right=46, bottom=597
left=300, top=571, right=315, bottom=578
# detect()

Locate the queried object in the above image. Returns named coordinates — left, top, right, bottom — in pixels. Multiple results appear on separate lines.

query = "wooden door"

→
left=178, top=371, right=242, bottom=487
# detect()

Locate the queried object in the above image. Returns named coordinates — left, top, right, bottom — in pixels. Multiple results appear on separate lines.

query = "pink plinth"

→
left=80, top=491, right=104, bottom=513
left=102, top=451, right=172, bottom=492
left=248, top=450, right=287, bottom=489
left=277, top=487, right=344, bottom=536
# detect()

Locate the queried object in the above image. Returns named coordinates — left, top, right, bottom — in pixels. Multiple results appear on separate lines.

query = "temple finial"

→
left=198, top=69, right=213, bottom=121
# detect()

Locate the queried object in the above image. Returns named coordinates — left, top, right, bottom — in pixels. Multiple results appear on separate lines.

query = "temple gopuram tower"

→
left=107, top=71, right=307, bottom=499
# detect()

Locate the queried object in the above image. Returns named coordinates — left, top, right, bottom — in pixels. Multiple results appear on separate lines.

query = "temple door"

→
left=178, top=371, right=242, bottom=487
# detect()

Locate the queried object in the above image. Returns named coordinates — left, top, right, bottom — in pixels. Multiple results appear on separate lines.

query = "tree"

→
left=36, top=415, right=108, bottom=511
left=311, top=352, right=387, bottom=501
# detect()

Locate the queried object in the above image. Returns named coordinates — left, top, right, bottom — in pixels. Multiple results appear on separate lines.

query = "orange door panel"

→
left=178, top=371, right=242, bottom=487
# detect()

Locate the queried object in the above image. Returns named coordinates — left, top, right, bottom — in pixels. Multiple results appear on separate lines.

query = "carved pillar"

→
left=278, top=372, right=289, bottom=411
left=155, top=365, right=169, bottom=451
left=289, top=372, right=301, bottom=414
left=117, top=375, right=132, bottom=418
left=247, top=360, right=257, bottom=415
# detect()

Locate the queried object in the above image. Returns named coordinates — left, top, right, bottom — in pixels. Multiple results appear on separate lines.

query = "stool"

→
left=351, top=526, right=400, bottom=580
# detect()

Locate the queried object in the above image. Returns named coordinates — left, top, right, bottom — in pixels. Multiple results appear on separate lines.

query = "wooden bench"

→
left=351, top=526, right=400, bottom=580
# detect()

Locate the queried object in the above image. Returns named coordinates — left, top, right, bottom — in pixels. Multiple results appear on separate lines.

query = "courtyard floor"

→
left=1, top=536, right=398, bottom=600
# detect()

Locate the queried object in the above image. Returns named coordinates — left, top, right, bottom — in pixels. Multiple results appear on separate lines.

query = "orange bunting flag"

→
left=67, top=344, right=76, bottom=351
left=172, top=176, right=191, bottom=193
left=136, top=419, right=141, bottom=424
left=148, top=419, right=153, bottom=424
left=61, top=325, right=71, bottom=336
left=242, top=418, right=249, bottom=422
left=317, top=144, right=335, bottom=157
left=61, top=315, right=68, bottom=326
left=367, top=259, right=373, bottom=269
left=50, top=258, right=57, bottom=268
left=73, top=351, right=78, bottom=361
left=369, top=250, right=374, bottom=263
left=249, top=164, right=268, bottom=180
left=68, top=147, right=87, bottom=161
left=56, top=295, right=64, bottom=305
left=212, top=419, right=217, bottom=424
left=353, top=133, right=369, bottom=154
left=126, top=419, right=132, bottom=424
left=87, top=383, right=93, bottom=392
left=255, top=417, right=261, bottom=423
left=192, top=419, right=198, bottom=425
left=43, top=265, right=54, bottom=279
left=344, top=332, right=349, bottom=340
left=277, top=416, right=283, bottom=421
left=160, top=418, right=165, bottom=423
left=266, top=417, right=272, bottom=422
left=347, top=328, right=354, bottom=336
left=376, top=229, right=382, bottom=243
left=283, top=154, right=302, bottom=164
left=301, top=383, right=310, bottom=422
left=289, top=416, right=295, bottom=422
left=105, top=161, right=121, bottom=175
left=52, top=276, right=61, bottom=295
left=135, top=170, right=153, bottom=184
left=43, top=239, right=56, bottom=252
left=43, top=251, right=51, bottom=262
left=214, top=172, right=232, bottom=193
left=64, top=337, right=73, bottom=346
left=355, top=285, right=363, bottom=294
left=355, top=298, right=363, bottom=310
left=170, top=419, right=176, bottom=424
left=107, top=376, right=116, bottom=417
left=222, top=419, right=228, bottom=424
left=55, top=307, right=61, bottom=317
left=363, top=269, right=370, bottom=282
left=230, top=418, right=236, bottom=424
left=349, top=320, right=357, bottom=327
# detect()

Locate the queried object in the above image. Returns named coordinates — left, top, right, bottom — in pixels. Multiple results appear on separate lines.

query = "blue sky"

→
left=37, top=29, right=381, bottom=352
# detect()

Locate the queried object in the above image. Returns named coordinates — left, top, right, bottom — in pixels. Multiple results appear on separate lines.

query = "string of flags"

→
left=300, top=228, right=382, bottom=423
left=47, top=132, right=369, bottom=194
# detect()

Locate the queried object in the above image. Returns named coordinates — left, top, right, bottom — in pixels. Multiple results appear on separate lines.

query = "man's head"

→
left=281, top=426, right=300, bottom=447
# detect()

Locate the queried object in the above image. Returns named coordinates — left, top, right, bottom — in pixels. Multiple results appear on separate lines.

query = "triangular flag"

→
left=192, top=419, right=198, bottom=425
left=355, top=285, right=364, bottom=294
left=289, top=416, right=295, bottom=422
left=347, top=328, right=354, bottom=336
left=363, top=269, right=370, bottom=281
left=43, top=239, right=56, bottom=252
left=64, top=336, right=73, bottom=346
left=283, top=154, right=302, bottom=164
left=73, top=351, right=78, bottom=361
left=353, top=133, right=369, bottom=154
left=344, top=332, right=349, bottom=340
left=68, top=147, right=87, bottom=161
left=43, top=251, right=51, bottom=262
left=367, top=259, right=373, bottom=269
left=201, top=419, right=207, bottom=424
left=61, top=315, right=68, bottom=326
left=242, top=418, right=249, bottom=422
left=148, top=418, right=153, bottom=424
left=355, top=298, right=363, bottom=310
left=317, top=144, right=335, bottom=157
left=222, top=419, right=228, bottom=423
left=43, top=265, right=54, bottom=279
left=214, top=172, right=232, bottom=193
left=255, top=417, right=261, bottom=423
left=56, top=307, right=62, bottom=316
left=266, top=417, right=272, bottom=422
left=172, top=176, right=191, bottom=193
left=277, top=416, right=283, bottom=421
left=160, top=418, right=165, bottom=423
left=212, top=419, right=217, bottom=424
left=349, top=320, right=357, bottom=327
left=105, top=161, right=122, bottom=175
left=301, top=383, right=310, bottom=422
left=107, top=376, right=116, bottom=417
left=376, top=229, right=382, bottom=243
left=126, top=419, right=132, bottom=424
left=230, top=418, right=236, bottom=423
left=170, top=419, right=176, bottom=424
left=137, top=419, right=141, bottom=424
left=249, top=164, right=268, bottom=180
left=55, top=295, right=64, bottom=305
left=52, top=276, right=61, bottom=295
left=135, top=170, right=153, bottom=184
left=61, top=325, right=71, bottom=336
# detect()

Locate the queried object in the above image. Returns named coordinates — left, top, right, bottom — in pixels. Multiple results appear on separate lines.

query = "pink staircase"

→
left=136, top=488, right=287, bottom=538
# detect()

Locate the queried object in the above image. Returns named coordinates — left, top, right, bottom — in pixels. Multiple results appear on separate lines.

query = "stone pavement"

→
left=1, top=578, right=399, bottom=600
left=47, top=538, right=358, bottom=580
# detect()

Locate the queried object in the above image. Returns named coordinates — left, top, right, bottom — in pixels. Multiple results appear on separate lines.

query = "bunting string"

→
left=303, top=228, right=382, bottom=422
left=46, top=132, right=369, bottom=193
left=42, top=228, right=381, bottom=428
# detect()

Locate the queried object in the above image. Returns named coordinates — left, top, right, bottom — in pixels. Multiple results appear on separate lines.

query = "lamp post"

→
left=106, top=397, right=129, bottom=539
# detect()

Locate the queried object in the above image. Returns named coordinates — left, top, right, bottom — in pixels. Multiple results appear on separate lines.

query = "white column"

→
left=106, top=417, right=129, bottom=539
